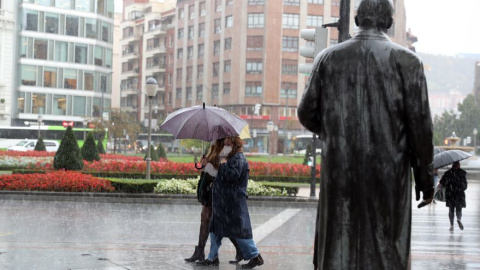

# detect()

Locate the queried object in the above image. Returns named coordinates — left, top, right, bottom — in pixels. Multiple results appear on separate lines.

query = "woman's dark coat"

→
left=439, top=168, right=467, bottom=208
left=209, top=152, right=252, bottom=239
left=298, top=29, right=433, bottom=270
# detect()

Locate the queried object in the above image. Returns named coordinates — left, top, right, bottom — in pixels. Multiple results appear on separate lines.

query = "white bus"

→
left=293, top=134, right=322, bottom=155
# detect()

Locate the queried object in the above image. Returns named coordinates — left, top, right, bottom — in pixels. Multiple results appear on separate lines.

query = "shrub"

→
left=0, top=170, right=114, bottom=192
left=81, top=132, right=100, bottom=162
left=156, top=142, right=167, bottom=160
left=34, top=136, right=46, bottom=151
left=144, top=145, right=159, bottom=161
left=96, top=139, right=106, bottom=154
left=54, top=126, right=83, bottom=170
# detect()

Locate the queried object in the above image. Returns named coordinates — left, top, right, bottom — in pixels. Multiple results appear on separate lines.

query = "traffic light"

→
left=307, top=156, right=314, bottom=167
left=299, top=27, right=328, bottom=74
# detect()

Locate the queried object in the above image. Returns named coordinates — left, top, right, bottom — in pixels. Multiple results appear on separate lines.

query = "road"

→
left=0, top=180, right=479, bottom=269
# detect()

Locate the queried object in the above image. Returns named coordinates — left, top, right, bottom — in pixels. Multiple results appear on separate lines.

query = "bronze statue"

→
left=297, top=0, right=434, bottom=269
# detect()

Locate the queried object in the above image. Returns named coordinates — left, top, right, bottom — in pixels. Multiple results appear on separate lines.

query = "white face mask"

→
left=220, top=145, right=232, bottom=157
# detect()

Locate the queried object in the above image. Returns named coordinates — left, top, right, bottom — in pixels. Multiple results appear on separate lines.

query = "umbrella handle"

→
left=195, top=163, right=205, bottom=170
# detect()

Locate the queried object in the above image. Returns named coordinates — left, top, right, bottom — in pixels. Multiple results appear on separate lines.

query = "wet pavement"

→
left=0, top=179, right=479, bottom=269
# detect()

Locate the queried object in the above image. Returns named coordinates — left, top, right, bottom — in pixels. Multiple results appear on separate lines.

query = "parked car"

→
left=7, top=140, right=59, bottom=152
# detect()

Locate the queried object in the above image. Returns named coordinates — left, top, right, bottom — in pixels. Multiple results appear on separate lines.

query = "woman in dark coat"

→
left=199, top=136, right=263, bottom=269
left=439, top=161, right=467, bottom=231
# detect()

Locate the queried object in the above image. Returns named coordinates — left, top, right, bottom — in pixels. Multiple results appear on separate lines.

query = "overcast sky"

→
left=404, top=0, right=480, bottom=56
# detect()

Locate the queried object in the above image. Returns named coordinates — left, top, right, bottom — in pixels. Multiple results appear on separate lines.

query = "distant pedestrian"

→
left=433, top=169, right=439, bottom=204
left=438, top=161, right=467, bottom=231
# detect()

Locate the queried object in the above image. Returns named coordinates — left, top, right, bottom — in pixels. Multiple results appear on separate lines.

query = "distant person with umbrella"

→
left=438, top=161, right=467, bottom=232
left=199, top=136, right=263, bottom=269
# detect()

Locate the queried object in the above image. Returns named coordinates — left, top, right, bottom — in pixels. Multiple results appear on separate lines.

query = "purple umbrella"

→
left=160, top=103, right=248, bottom=142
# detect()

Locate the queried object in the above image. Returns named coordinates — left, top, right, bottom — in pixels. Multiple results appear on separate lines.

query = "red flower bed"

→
left=0, top=150, right=55, bottom=157
left=0, top=171, right=114, bottom=192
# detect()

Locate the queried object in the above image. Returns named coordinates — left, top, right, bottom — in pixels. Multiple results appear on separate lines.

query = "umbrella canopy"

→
left=434, top=147, right=445, bottom=155
left=160, top=103, right=248, bottom=142
left=433, top=149, right=472, bottom=169
left=240, top=125, right=251, bottom=139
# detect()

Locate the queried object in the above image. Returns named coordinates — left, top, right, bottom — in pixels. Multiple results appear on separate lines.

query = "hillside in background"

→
left=419, top=53, right=479, bottom=95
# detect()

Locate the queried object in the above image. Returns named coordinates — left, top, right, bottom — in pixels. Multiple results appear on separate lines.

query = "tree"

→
left=81, top=132, right=100, bottom=162
left=54, top=126, right=83, bottom=170
left=97, top=139, right=106, bottom=154
left=105, top=109, right=141, bottom=154
left=180, top=139, right=203, bottom=154
left=34, top=136, right=46, bottom=151
left=144, top=144, right=159, bottom=161
left=156, top=142, right=167, bottom=160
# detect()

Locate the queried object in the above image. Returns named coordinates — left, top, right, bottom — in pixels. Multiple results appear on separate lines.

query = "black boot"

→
left=184, top=246, right=205, bottom=262
left=229, top=251, right=245, bottom=264
left=241, top=254, right=264, bottom=269
left=196, top=257, right=219, bottom=266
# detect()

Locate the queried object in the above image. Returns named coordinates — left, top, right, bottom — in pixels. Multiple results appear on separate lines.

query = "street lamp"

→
left=145, top=78, right=158, bottom=180
left=37, top=115, right=43, bottom=138
left=83, top=119, right=89, bottom=141
left=474, top=128, right=478, bottom=155
left=266, top=121, right=274, bottom=163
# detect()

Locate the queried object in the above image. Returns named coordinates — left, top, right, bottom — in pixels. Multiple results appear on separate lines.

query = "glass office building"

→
left=15, top=0, right=114, bottom=126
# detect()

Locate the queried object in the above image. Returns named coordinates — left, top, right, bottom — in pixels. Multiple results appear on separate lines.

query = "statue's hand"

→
left=417, top=187, right=434, bottom=208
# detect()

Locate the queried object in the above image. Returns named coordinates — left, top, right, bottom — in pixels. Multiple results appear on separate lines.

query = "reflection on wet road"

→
left=0, top=179, right=478, bottom=269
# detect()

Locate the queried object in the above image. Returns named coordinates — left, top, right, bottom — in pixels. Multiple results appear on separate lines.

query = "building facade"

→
left=170, top=0, right=407, bottom=154
left=0, top=0, right=16, bottom=125
left=118, top=0, right=175, bottom=125
left=14, top=0, right=114, bottom=128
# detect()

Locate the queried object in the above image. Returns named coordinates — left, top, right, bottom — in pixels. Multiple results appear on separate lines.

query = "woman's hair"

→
left=206, top=138, right=224, bottom=169
left=452, top=161, right=460, bottom=169
left=226, top=136, right=243, bottom=159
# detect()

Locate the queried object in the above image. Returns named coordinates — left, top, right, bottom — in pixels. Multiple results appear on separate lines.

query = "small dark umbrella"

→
left=433, top=150, right=471, bottom=169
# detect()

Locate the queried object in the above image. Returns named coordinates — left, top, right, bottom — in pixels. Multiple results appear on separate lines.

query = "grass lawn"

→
left=166, top=153, right=307, bottom=164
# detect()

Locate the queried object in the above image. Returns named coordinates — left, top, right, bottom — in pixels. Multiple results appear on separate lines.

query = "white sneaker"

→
left=457, top=220, right=464, bottom=230
left=449, top=226, right=454, bottom=232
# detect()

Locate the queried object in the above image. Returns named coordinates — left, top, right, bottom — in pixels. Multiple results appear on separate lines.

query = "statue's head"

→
left=355, top=0, right=394, bottom=31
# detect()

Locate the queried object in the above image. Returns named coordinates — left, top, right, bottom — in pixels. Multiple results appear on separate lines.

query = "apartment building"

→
left=0, top=0, right=15, bottom=126
left=13, top=0, right=115, bottom=127
left=118, top=0, right=175, bottom=124
left=171, top=0, right=406, bottom=153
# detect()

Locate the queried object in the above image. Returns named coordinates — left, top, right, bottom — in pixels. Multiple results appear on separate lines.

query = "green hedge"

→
left=109, top=179, right=159, bottom=193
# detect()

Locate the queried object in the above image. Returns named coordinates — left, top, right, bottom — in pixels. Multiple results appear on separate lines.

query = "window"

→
left=178, top=28, right=184, bottom=39
left=223, top=82, right=230, bottom=94
left=247, top=36, right=263, bottom=51
left=198, top=23, right=205, bottom=37
left=214, top=19, right=221, bottom=34
left=189, top=5, right=195, bottom=20
left=197, top=65, right=203, bottom=79
left=177, top=48, right=183, bottom=59
left=54, top=41, right=67, bottom=62
left=187, top=46, right=194, bottom=60
left=331, top=39, right=338, bottom=46
left=246, top=82, right=262, bottom=96
left=44, top=67, right=57, bottom=88
left=198, top=44, right=204, bottom=58
left=95, top=46, right=103, bottom=66
left=199, top=2, right=206, bottom=17
left=248, top=13, right=264, bottom=28
left=307, top=15, right=323, bottom=27
left=246, top=59, right=263, bottom=74
left=212, top=84, right=219, bottom=99
left=148, top=20, right=160, bottom=31
left=75, top=44, right=88, bottom=64
left=176, top=88, right=182, bottom=99
left=122, top=27, right=133, bottom=38
left=197, top=85, right=203, bottom=100
left=225, top=16, right=233, bottom=28
left=45, top=13, right=58, bottom=34
left=37, top=0, right=54, bottom=7
left=248, top=0, right=264, bottom=5
left=176, top=68, right=182, bottom=80
left=225, top=37, right=232, bottom=50
left=64, top=69, right=77, bottom=89
left=53, top=95, right=66, bottom=115
left=283, top=14, right=299, bottom=29
left=66, top=16, right=79, bottom=36
left=187, top=67, right=193, bottom=81
left=178, top=8, right=184, bottom=19
left=34, top=39, right=48, bottom=60
left=186, top=87, right=192, bottom=100
left=213, top=62, right=220, bottom=77
left=32, top=94, right=46, bottom=114
left=280, top=82, right=297, bottom=98
left=25, top=10, right=38, bottom=31
left=282, top=36, right=298, bottom=52
left=282, top=59, right=298, bottom=75
left=84, top=72, right=95, bottom=90
left=21, top=65, right=37, bottom=86
left=330, top=17, right=339, bottom=23
left=224, top=60, right=231, bottom=73
left=331, top=0, right=340, bottom=5
left=102, top=22, right=110, bottom=42
left=73, top=96, right=86, bottom=116
left=188, top=26, right=194, bottom=39
left=56, top=0, right=71, bottom=8
left=215, top=0, right=222, bottom=12
left=308, top=0, right=324, bottom=3
left=284, top=0, right=300, bottom=6
left=76, top=0, right=92, bottom=12
left=213, top=40, right=220, bottom=55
